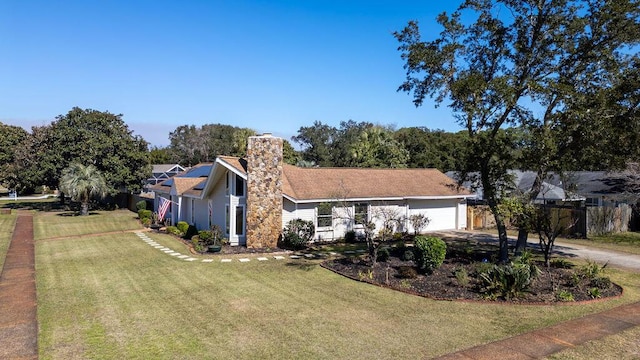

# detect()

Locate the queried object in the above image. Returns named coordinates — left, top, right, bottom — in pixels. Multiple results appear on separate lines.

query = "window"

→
left=354, top=203, right=368, bottom=225
left=235, top=175, right=245, bottom=197
left=235, top=206, right=245, bottom=236
left=225, top=171, right=230, bottom=195
left=585, top=197, right=600, bottom=207
left=317, top=204, right=333, bottom=228
left=225, top=205, right=230, bottom=235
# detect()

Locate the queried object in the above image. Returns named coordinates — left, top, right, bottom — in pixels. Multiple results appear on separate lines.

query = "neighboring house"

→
left=447, top=170, right=631, bottom=205
left=144, top=164, right=186, bottom=192
left=448, top=170, right=637, bottom=234
left=152, top=134, right=474, bottom=248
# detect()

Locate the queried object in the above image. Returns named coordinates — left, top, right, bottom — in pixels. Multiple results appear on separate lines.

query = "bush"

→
left=550, top=259, right=574, bottom=269
left=138, top=209, right=152, bottom=221
left=453, top=267, right=469, bottom=287
left=191, top=236, right=205, bottom=253
left=377, top=247, right=390, bottom=262
left=344, top=230, right=357, bottom=243
left=184, top=225, right=199, bottom=240
left=281, top=219, right=315, bottom=250
left=136, top=200, right=147, bottom=211
left=176, top=221, right=189, bottom=235
left=198, top=230, right=214, bottom=245
left=166, top=226, right=182, bottom=236
left=397, top=266, right=418, bottom=279
left=590, top=276, right=612, bottom=289
left=479, top=262, right=538, bottom=300
left=556, top=290, right=575, bottom=302
left=402, top=249, right=415, bottom=262
left=413, top=236, right=446, bottom=274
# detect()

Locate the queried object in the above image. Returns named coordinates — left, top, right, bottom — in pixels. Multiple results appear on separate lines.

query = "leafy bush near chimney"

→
left=281, top=219, right=315, bottom=250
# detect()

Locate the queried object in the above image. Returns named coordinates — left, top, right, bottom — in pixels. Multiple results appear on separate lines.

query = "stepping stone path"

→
left=134, top=231, right=348, bottom=264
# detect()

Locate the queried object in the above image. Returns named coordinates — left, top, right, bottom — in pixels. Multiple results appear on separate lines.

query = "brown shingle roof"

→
left=173, top=178, right=205, bottom=195
left=218, top=156, right=248, bottom=174
left=154, top=156, right=471, bottom=201
left=282, top=165, right=471, bottom=201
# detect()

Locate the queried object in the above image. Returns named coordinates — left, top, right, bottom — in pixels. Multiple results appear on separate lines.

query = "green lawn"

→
left=546, top=325, right=640, bottom=360
left=0, top=211, right=17, bottom=270
left=35, top=213, right=640, bottom=359
left=33, top=209, right=143, bottom=240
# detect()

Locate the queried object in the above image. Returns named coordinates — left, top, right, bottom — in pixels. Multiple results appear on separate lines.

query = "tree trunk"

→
left=81, top=201, right=89, bottom=216
left=514, top=228, right=528, bottom=256
left=496, top=217, right=510, bottom=263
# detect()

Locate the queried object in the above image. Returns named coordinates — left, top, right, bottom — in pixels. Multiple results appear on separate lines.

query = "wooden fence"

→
left=467, top=203, right=632, bottom=237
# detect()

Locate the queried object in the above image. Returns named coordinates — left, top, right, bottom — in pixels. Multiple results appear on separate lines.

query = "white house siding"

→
left=457, top=200, right=467, bottom=229
left=369, top=201, right=407, bottom=234
left=407, top=199, right=461, bottom=231
left=282, top=199, right=297, bottom=228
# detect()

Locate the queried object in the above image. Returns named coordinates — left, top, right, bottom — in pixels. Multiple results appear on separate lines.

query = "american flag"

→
left=158, top=197, right=171, bottom=220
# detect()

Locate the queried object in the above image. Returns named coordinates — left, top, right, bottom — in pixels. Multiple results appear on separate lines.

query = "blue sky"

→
left=1, top=1, right=462, bottom=147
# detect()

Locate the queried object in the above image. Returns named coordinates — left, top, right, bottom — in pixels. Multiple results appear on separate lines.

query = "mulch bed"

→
left=322, top=250, right=622, bottom=304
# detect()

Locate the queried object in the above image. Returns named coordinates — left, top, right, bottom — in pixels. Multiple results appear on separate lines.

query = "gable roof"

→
left=150, top=163, right=213, bottom=195
left=152, top=164, right=185, bottom=174
left=282, top=165, right=472, bottom=202
left=446, top=170, right=629, bottom=202
left=154, top=156, right=473, bottom=202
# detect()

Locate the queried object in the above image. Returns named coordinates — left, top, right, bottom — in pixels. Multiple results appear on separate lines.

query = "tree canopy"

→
left=167, top=124, right=257, bottom=165
left=4, top=107, right=149, bottom=195
left=395, top=0, right=640, bottom=261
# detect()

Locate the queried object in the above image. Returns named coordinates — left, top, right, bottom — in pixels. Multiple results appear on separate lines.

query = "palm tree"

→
left=59, top=163, right=109, bottom=215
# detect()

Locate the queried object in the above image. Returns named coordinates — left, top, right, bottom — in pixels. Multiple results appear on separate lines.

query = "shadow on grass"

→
left=285, top=262, right=318, bottom=271
left=56, top=211, right=101, bottom=217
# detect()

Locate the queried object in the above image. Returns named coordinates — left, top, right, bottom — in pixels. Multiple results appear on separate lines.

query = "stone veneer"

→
left=246, top=134, right=283, bottom=248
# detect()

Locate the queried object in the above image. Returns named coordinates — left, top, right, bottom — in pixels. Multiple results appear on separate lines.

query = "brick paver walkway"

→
left=0, top=211, right=38, bottom=359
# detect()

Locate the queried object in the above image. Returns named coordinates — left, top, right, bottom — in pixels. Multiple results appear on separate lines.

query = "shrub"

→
left=473, top=261, right=493, bottom=276
left=183, top=225, right=197, bottom=240
left=397, top=266, right=418, bottom=279
left=590, top=276, right=612, bottom=289
left=588, top=287, right=602, bottom=299
left=138, top=209, right=152, bottom=221
left=413, top=236, right=446, bottom=274
left=191, top=236, right=205, bottom=253
left=344, top=230, right=357, bottom=244
left=579, top=260, right=607, bottom=280
left=281, top=219, right=315, bottom=250
left=198, top=230, right=214, bottom=246
left=479, top=262, right=538, bottom=300
left=141, top=217, right=151, bottom=227
left=166, top=226, right=182, bottom=236
left=377, top=247, right=390, bottom=262
left=402, top=249, right=415, bottom=262
left=556, top=290, right=575, bottom=302
left=453, top=267, right=469, bottom=287
left=550, top=259, right=574, bottom=269
left=409, top=214, right=430, bottom=234
left=136, top=200, right=147, bottom=211
left=176, top=221, right=189, bottom=235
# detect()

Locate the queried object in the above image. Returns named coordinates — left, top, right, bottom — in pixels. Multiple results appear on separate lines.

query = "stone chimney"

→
left=246, top=133, right=283, bottom=248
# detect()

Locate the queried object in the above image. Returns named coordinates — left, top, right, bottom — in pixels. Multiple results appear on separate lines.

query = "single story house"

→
left=152, top=134, right=474, bottom=248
